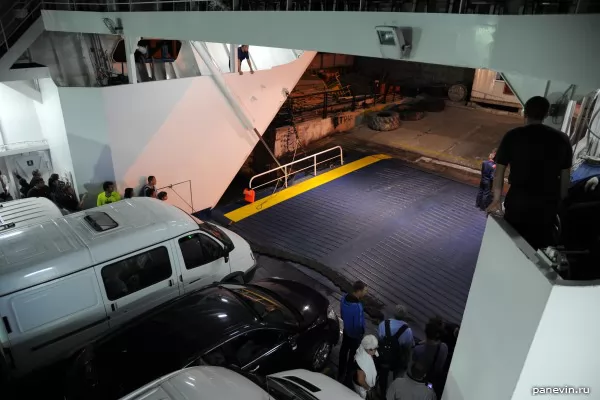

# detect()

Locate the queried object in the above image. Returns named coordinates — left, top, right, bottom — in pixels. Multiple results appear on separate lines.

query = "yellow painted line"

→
left=225, top=154, right=392, bottom=222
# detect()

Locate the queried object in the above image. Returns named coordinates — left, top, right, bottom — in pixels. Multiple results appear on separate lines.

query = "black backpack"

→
left=379, top=320, right=409, bottom=369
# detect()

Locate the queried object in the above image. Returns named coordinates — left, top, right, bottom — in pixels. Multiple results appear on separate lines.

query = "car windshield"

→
left=225, top=285, right=298, bottom=327
left=266, top=377, right=319, bottom=400
left=191, top=215, right=235, bottom=252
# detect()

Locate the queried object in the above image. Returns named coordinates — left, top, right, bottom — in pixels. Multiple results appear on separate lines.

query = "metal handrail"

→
left=0, top=0, right=42, bottom=52
left=156, top=179, right=195, bottom=212
left=41, top=0, right=193, bottom=5
left=249, top=146, right=343, bottom=191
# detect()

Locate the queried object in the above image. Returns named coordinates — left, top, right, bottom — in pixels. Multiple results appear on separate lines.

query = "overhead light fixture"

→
left=375, top=26, right=412, bottom=60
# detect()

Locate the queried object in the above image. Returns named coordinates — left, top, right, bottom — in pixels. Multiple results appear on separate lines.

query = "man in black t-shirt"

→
left=487, top=96, right=573, bottom=250
left=139, top=175, right=157, bottom=197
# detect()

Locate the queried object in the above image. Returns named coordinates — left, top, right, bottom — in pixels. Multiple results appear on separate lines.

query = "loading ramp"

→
left=226, top=154, right=487, bottom=328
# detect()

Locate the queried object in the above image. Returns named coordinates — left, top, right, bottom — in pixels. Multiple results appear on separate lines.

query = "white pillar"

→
left=124, top=36, right=140, bottom=84
left=230, top=44, right=237, bottom=73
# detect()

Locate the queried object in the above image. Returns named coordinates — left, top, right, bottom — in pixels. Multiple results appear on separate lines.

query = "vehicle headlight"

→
left=327, top=305, right=337, bottom=320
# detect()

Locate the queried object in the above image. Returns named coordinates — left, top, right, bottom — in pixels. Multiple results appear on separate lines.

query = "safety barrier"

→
left=249, top=146, right=343, bottom=191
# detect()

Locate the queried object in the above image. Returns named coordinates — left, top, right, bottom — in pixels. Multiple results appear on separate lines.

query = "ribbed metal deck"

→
left=231, top=158, right=487, bottom=328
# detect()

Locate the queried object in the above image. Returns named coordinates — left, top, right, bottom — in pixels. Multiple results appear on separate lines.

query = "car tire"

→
left=64, top=349, right=100, bottom=400
left=367, top=111, right=401, bottom=131
left=309, top=340, right=332, bottom=372
left=221, top=271, right=245, bottom=284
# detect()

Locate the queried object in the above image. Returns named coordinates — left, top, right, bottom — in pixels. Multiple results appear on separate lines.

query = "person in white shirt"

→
left=352, top=335, right=379, bottom=399
left=387, top=362, right=437, bottom=400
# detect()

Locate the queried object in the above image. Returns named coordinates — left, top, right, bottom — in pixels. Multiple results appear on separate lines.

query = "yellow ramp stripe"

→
left=225, top=154, right=391, bottom=222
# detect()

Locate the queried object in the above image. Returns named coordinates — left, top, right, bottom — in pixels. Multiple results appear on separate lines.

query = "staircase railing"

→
left=249, top=146, right=343, bottom=191
left=0, top=0, right=42, bottom=59
left=36, top=0, right=563, bottom=14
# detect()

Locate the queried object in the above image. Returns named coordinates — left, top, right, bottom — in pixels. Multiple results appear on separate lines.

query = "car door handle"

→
left=111, top=303, right=117, bottom=312
left=248, top=365, right=260, bottom=373
left=168, top=279, right=173, bottom=287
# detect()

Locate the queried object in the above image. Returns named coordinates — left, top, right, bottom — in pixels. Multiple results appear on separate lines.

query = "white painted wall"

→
left=444, top=217, right=553, bottom=400
left=34, top=78, right=77, bottom=189
left=445, top=217, right=599, bottom=400
left=244, top=46, right=298, bottom=72
left=204, top=42, right=231, bottom=73
left=0, top=83, right=44, bottom=145
left=59, top=51, right=315, bottom=212
left=512, top=284, right=598, bottom=399
left=59, top=86, right=113, bottom=207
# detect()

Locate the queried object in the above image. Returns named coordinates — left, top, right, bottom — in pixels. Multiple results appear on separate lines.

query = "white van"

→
left=0, top=197, right=63, bottom=231
left=0, top=197, right=256, bottom=378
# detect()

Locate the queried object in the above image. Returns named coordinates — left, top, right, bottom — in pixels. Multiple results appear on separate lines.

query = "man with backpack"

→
left=377, top=304, right=414, bottom=395
left=413, top=318, right=448, bottom=399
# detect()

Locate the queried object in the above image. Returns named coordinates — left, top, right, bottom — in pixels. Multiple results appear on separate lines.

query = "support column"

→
left=230, top=44, right=237, bottom=73
left=124, top=36, right=140, bottom=84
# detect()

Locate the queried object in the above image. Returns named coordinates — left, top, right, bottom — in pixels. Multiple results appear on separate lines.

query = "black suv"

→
left=66, top=278, right=340, bottom=400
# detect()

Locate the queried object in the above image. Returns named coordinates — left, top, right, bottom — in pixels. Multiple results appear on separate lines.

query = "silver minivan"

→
left=0, top=198, right=256, bottom=378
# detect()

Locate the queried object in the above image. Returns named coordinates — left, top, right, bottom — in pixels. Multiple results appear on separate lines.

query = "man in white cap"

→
left=352, top=334, right=379, bottom=398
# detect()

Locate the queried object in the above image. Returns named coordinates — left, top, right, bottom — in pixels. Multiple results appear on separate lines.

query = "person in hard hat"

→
left=475, top=148, right=497, bottom=211
left=487, top=96, right=572, bottom=250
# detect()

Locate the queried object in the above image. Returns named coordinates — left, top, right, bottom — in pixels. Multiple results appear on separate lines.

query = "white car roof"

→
left=120, top=367, right=270, bottom=400
left=0, top=197, right=199, bottom=296
left=0, top=197, right=63, bottom=231
left=270, top=369, right=362, bottom=400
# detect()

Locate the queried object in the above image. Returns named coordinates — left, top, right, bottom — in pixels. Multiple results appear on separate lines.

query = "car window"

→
left=101, top=246, right=172, bottom=300
left=267, top=377, right=319, bottom=400
left=179, top=233, right=224, bottom=269
left=202, top=329, right=285, bottom=368
left=229, top=287, right=298, bottom=327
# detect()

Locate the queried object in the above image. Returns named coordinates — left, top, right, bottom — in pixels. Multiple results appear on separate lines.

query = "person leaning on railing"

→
left=237, top=45, right=254, bottom=75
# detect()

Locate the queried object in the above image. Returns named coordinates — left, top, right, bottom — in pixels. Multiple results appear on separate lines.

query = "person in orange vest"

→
left=476, top=148, right=496, bottom=211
